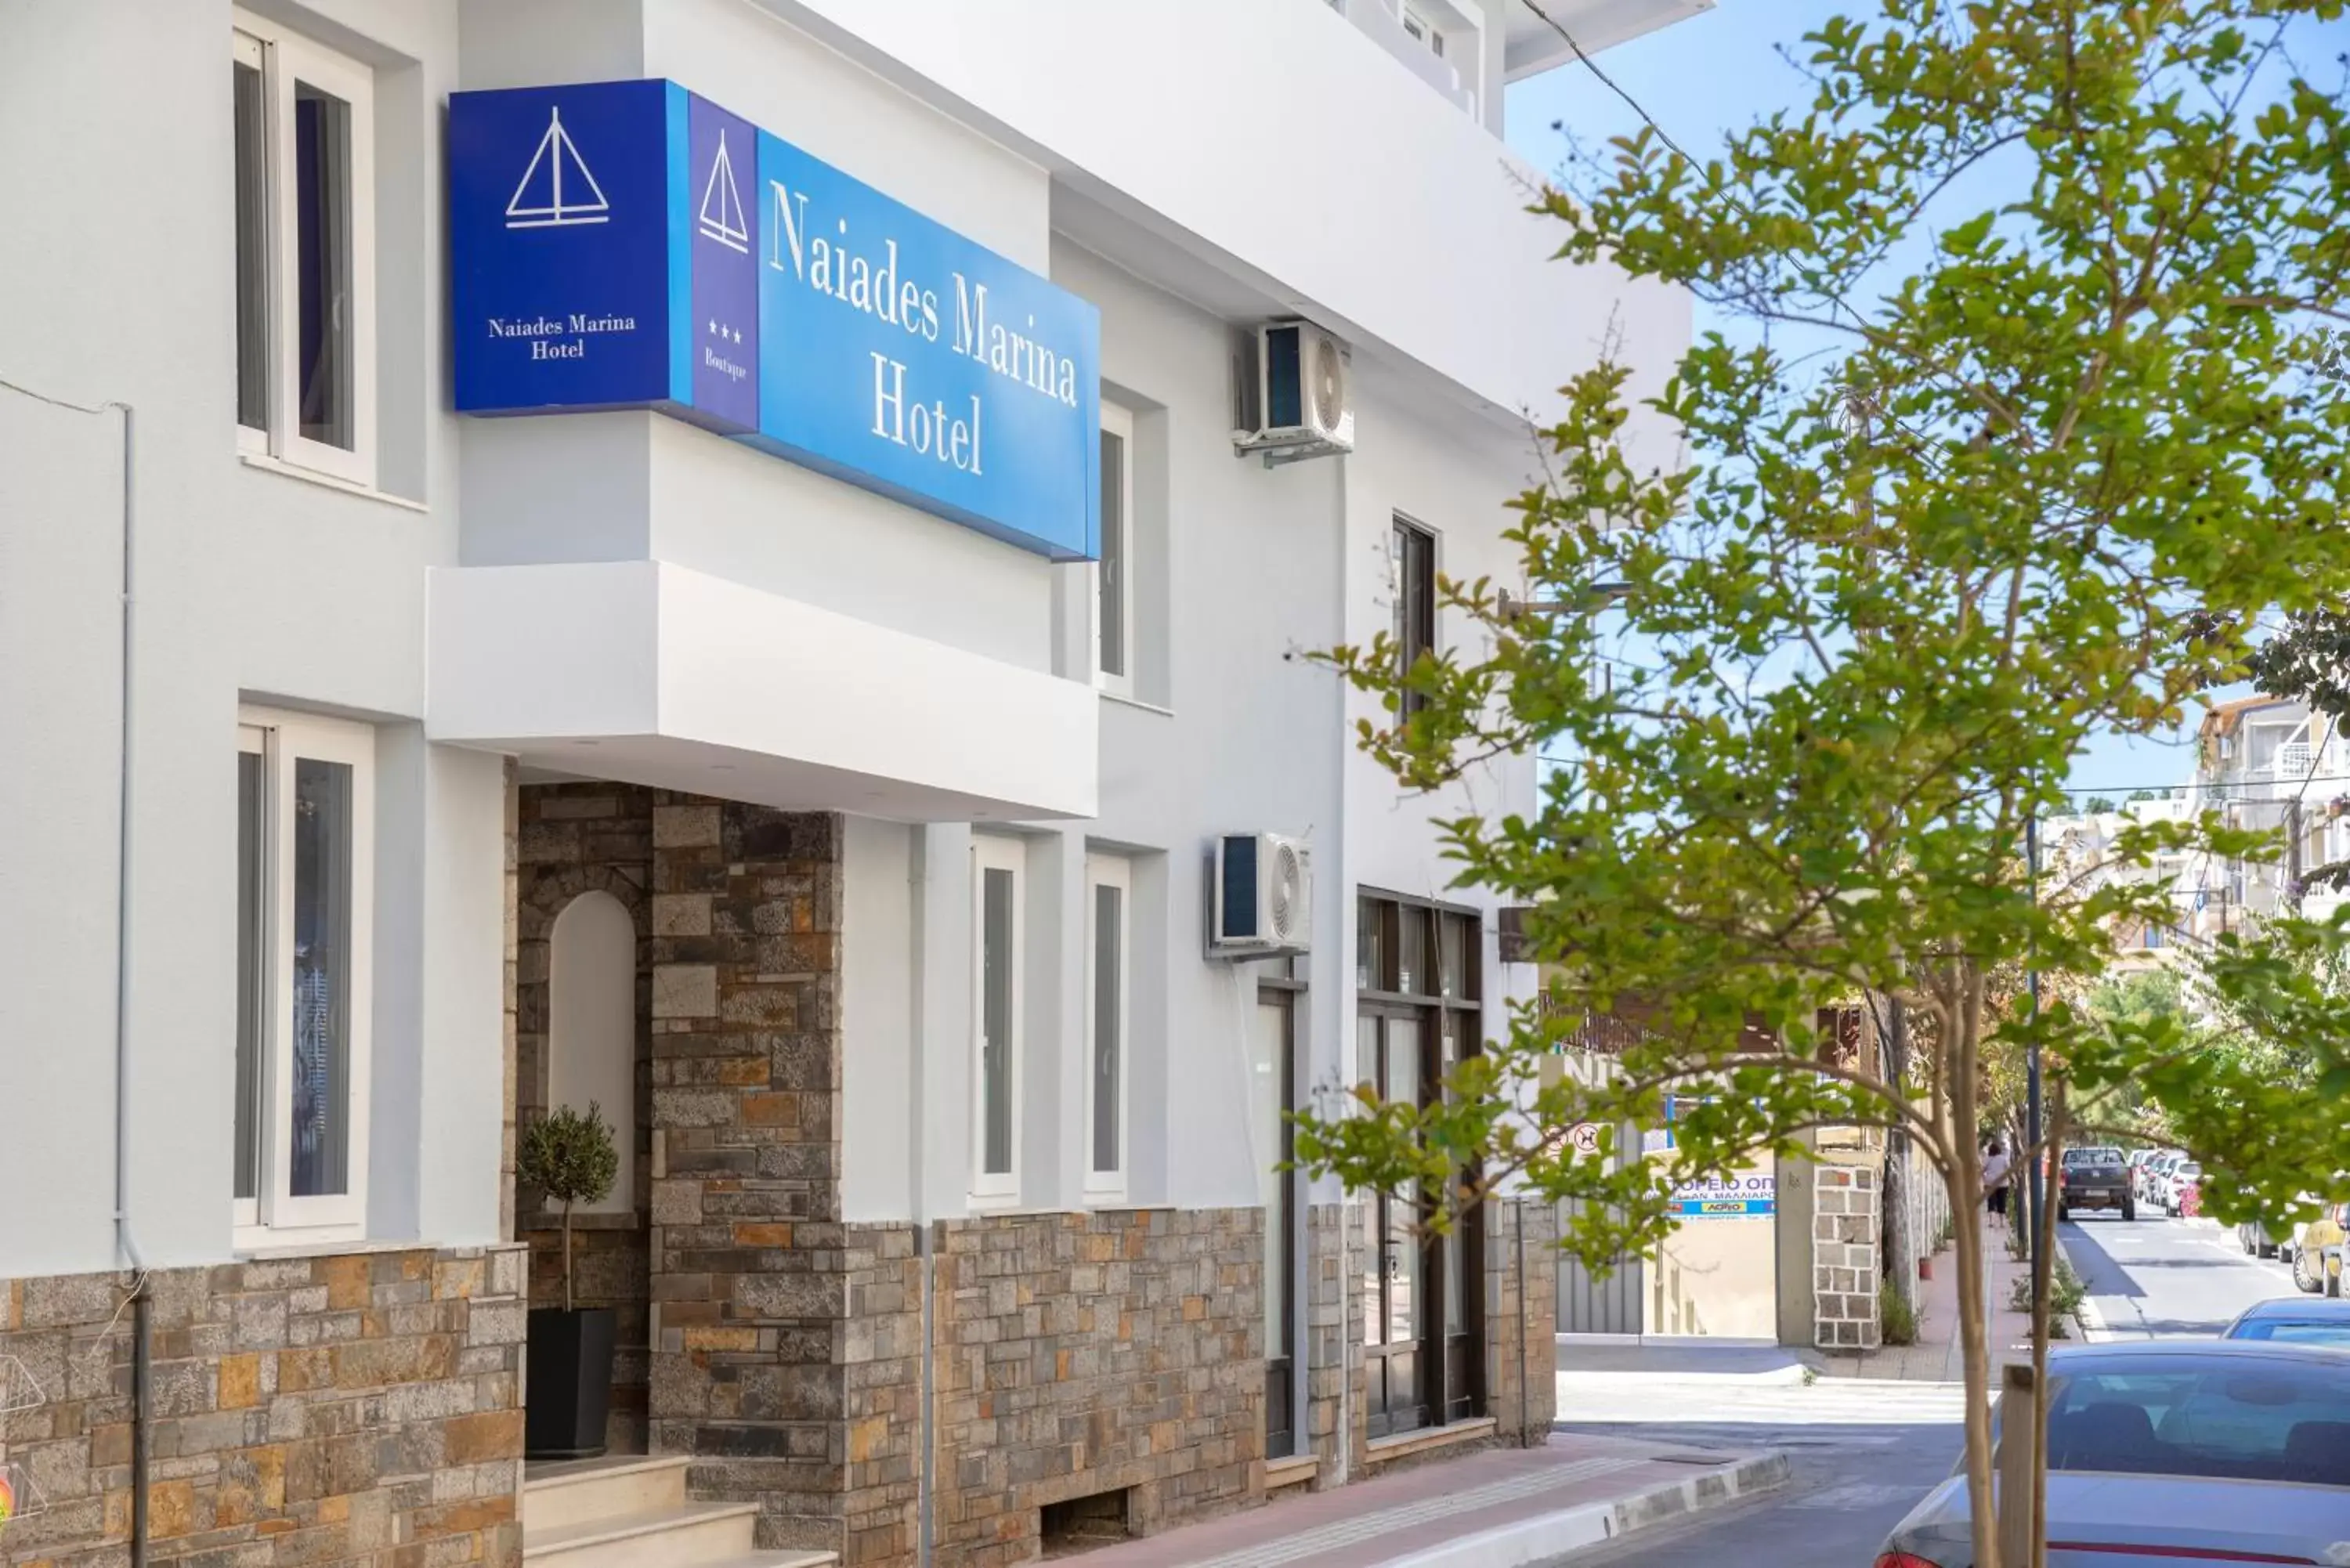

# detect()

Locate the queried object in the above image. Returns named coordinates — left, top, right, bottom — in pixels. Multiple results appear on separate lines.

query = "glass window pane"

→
left=1386, top=1020, right=1422, bottom=1344
left=982, top=865, right=1015, bottom=1176
left=1091, top=882, right=1123, bottom=1175
left=1098, top=428, right=1126, bottom=678
left=235, top=750, right=265, bottom=1201
left=1397, top=905, right=1428, bottom=994
left=1440, top=913, right=1469, bottom=999
left=1357, top=899, right=1383, bottom=992
left=1441, top=1017, right=1470, bottom=1331
left=290, top=757, right=352, bottom=1198
left=1256, top=999, right=1291, bottom=1359
left=233, top=57, right=268, bottom=432
left=293, top=79, right=355, bottom=450
left=1358, top=1015, right=1383, bottom=1346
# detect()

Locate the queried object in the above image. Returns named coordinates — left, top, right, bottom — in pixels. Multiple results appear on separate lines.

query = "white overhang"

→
left=428, top=561, right=1097, bottom=822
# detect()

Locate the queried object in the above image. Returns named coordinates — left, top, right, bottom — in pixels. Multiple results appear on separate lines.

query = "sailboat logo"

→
left=505, top=105, right=609, bottom=229
left=697, top=128, right=749, bottom=253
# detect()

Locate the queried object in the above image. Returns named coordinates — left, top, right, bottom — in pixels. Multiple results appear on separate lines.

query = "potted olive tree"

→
left=520, top=1102, right=620, bottom=1459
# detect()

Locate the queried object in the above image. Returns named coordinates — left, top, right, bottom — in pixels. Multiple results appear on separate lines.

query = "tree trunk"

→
left=2030, top=1086, right=2066, bottom=1568
left=1951, top=966, right=2000, bottom=1568
left=562, top=1197, right=575, bottom=1314
left=1951, top=1155, right=1999, bottom=1568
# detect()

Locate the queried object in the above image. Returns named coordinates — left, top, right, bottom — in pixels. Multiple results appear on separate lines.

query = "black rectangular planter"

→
left=526, top=1306, right=616, bottom=1460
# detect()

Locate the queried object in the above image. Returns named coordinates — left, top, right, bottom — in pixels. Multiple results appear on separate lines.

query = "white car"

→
left=2141, top=1150, right=2186, bottom=1205
left=2157, top=1160, right=2204, bottom=1216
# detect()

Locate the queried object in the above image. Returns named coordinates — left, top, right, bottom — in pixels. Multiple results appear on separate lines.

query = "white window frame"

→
left=971, top=835, right=1026, bottom=1204
left=236, top=707, right=375, bottom=1248
left=1095, top=403, right=1136, bottom=698
left=232, top=12, right=378, bottom=486
left=1083, top=854, right=1132, bottom=1200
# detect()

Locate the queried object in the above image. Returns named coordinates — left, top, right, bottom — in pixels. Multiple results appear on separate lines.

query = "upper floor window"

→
left=237, top=708, right=376, bottom=1244
left=233, top=16, right=376, bottom=486
left=1393, top=516, right=1437, bottom=719
left=1097, top=403, right=1135, bottom=696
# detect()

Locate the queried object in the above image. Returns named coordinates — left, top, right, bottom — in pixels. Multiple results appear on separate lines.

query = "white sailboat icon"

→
left=505, top=105, right=609, bottom=229
left=697, top=128, right=749, bottom=253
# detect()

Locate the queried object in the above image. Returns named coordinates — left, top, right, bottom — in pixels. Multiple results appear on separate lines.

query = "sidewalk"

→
left=1067, top=1433, right=1788, bottom=1568
left=1818, top=1209, right=2053, bottom=1382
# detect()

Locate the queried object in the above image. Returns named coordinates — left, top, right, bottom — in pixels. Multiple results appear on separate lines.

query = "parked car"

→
left=2058, top=1147, right=2134, bottom=1221
left=2238, top=1216, right=2293, bottom=1259
left=2159, top=1161, right=2204, bottom=1217
left=2224, top=1296, right=2350, bottom=1349
left=2171, top=1165, right=2204, bottom=1219
left=1875, top=1341, right=2350, bottom=1567
left=2141, top=1149, right=2186, bottom=1205
left=2292, top=1202, right=2349, bottom=1296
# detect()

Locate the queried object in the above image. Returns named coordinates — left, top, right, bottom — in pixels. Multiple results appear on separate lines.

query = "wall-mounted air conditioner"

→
left=1232, top=320, right=1354, bottom=464
left=1210, top=832, right=1313, bottom=956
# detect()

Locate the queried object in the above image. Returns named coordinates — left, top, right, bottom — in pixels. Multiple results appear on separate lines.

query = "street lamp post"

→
left=2026, top=813, right=2043, bottom=1276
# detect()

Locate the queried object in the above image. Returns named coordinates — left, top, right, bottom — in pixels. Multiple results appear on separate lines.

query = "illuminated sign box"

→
left=449, top=79, right=1101, bottom=562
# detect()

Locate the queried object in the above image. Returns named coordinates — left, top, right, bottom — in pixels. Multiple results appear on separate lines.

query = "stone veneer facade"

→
left=0, top=1246, right=527, bottom=1568
left=1479, top=1198, right=1560, bottom=1445
left=1813, top=1162, right=1883, bottom=1349
left=639, top=802, right=851, bottom=1553
left=927, top=1210, right=1263, bottom=1568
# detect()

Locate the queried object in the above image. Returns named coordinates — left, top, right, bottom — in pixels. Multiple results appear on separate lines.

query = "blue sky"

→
left=1501, top=0, right=2348, bottom=797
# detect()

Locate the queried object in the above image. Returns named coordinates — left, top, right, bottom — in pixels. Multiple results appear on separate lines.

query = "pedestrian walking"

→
left=1983, top=1140, right=2012, bottom=1227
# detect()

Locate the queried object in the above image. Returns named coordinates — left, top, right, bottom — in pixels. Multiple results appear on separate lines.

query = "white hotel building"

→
left=0, top=2, right=1694, bottom=1565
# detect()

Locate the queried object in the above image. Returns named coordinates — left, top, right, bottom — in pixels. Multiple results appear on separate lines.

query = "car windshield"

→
left=2176, top=1164, right=2202, bottom=1180
left=2039, top=1361, right=2350, bottom=1485
left=2231, top=1321, right=2350, bottom=1349
left=2066, top=1147, right=2123, bottom=1166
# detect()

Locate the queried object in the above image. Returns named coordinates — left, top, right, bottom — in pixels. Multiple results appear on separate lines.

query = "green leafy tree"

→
left=519, top=1103, right=620, bottom=1313
left=2081, top=796, right=2118, bottom=814
left=1295, top=4, right=2350, bottom=1563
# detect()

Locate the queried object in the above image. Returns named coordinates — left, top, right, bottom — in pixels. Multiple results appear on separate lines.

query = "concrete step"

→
left=522, top=1454, right=691, bottom=1536
left=522, top=1501, right=760, bottom=1568
left=702, top=1556, right=837, bottom=1568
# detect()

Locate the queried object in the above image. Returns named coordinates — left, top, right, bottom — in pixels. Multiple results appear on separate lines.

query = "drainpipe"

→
left=109, top=402, right=152, bottom=1568
left=3, top=380, right=147, bottom=1566
left=909, top=831, right=935, bottom=1568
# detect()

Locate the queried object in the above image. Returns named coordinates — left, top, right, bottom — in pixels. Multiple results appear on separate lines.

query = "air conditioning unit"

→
left=1232, top=320, right=1354, bottom=462
left=1212, top=833, right=1313, bottom=955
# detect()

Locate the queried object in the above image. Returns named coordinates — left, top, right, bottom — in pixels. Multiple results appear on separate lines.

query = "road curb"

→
left=2052, top=1232, right=2106, bottom=1341
left=1383, top=1451, right=1792, bottom=1568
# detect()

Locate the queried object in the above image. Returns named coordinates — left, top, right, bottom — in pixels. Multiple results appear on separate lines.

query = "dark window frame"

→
left=1258, top=965, right=1305, bottom=1459
left=1392, top=516, right=1437, bottom=721
left=1356, top=889, right=1484, bottom=1436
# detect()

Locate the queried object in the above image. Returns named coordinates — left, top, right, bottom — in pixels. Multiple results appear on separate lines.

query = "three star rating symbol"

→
left=707, top=318, right=743, bottom=345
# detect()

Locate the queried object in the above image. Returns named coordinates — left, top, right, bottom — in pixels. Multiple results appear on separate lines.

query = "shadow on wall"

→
left=1651, top=1195, right=1779, bottom=1338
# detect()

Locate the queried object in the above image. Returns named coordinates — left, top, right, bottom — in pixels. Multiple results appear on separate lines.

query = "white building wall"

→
left=2, top=0, right=1691, bottom=1275
left=0, top=0, right=500, bottom=1275
left=765, top=0, right=1619, bottom=421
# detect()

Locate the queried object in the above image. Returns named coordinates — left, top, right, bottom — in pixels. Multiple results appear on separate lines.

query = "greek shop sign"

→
left=1671, top=1173, right=1776, bottom=1219
left=449, top=80, right=1101, bottom=562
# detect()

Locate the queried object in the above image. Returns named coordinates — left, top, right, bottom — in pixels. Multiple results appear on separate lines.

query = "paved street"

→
left=2061, top=1213, right=2297, bottom=1339
left=1550, top=1374, right=1969, bottom=1566
left=1544, top=1215, right=2304, bottom=1566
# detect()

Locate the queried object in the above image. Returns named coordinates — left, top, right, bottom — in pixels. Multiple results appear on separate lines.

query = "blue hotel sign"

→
left=449, top=80, right=1101, bottom=562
